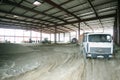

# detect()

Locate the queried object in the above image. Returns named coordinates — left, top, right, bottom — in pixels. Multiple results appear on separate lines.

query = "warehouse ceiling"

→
left=0, top=0, right=118, bottom=33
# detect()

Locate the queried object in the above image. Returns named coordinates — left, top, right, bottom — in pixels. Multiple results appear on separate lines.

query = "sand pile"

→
left=0, top=43, right=41, bottom=79
left=0, top=43, right=33, bottom=54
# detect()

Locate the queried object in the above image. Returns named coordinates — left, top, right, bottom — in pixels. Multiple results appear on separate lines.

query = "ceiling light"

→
left=33, top=0, right=41, bottom=6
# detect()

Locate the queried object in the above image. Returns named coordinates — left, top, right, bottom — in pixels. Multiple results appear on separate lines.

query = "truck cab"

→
left=82, top=33, right=113, bottom=58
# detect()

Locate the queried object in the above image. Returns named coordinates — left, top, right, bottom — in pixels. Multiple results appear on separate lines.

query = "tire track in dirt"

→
left=62, top=45, right=85, bottom=80
left=2, top=45, right=85, bottom=80
left=63, top=53, right=85, bottom=80
left=3, top=64, right=54, bottom=80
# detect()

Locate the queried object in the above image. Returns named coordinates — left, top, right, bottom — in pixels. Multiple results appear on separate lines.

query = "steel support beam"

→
left=113, top=14, right=117, bottom=44
left=118, top=0, right=120, bottom=46
left=6, top=0, right=79, bottom=32
left=87, top=0, right=104, bottom=32
left=9, top=0, right=24, bottom=13
left=0, top=18, right=69, bottom=33
left=0, top=15, right=44, bottom=27
left=0, top=13, right=73, bottom=32
left=69, top=32, right=71, bottom=42
left=40, top=27, right=42, bottom=41
left=43, top=0, right=82, bottom=29
left=43, top=0, right=94, bottom=31
left=76, top=31, right=77, bottom=39
left=14, top=29, right=16, bottom=43
left=54, top=26, right=57, bottom=43
left=39, top=0, right=73, bottom=15
left=43, top=0, right=80, bottom=20
left=2, top=0, right=66, bottom=23
left=0, top=22, right=57, bottom=33
left=63, top=33, right=65, bottom=42
left=117, top=0, right=120, bottom=45
left=49, top=14, right=115, bottom=27
left=63, top=26, right=75, bottom=31
left=78, top=22, right=80, bottom=43
left=58, top=33, right=60, bottom=42
left=0, top=20, right=42, bottom=31
left=29, top=30, right=32, bottom=43
left=114, top=0, right=119, bottom=45
left=50, top=33, right=51, bottom=42
left=83, top=23, right=94, bottom=32
left=66, top=0, right=116, bottom=16
left=23, top=30, right=24, bottom=42
left=116, top=9, right=119, bottom=44
left=0, top=10, right=54, bottom=25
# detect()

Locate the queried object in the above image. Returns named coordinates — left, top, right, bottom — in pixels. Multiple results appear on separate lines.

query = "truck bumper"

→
left=86, top=53, right=113, bottom=58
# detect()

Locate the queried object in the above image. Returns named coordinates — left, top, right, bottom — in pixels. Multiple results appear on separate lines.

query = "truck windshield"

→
left=89, top=34, right=112, bottom=42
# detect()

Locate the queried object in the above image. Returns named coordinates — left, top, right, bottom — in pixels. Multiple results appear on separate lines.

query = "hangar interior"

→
left=0, top=0, right=120, bottom=80
left=0, top=0, right=119, bottom=43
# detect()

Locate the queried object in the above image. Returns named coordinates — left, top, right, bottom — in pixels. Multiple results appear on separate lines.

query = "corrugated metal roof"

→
left=0, top=0, right=118, bottom=33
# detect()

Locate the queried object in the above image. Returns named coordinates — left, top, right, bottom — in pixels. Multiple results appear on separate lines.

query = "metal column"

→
left=63, top=32, right=65, bottom=42
left=78, top=22, right=80, bottom=43
left=76, top=31, right=77, bottom=39
left=23, top=30, right=25, bottom=42
left=54, top=26, right=57, bottom=43
left=4, top=29, right=5, bottom=41
left=14, top=29, right=16, bottom=43
left=50, top=32, right=51, bottom=42
left=117, top=0, right=120, bottom=46
left=115, top=0, right=120, bottom=45
left=113, top=13, right=117, bottom=44
left=29, top=30, right=32, bottom=43
left=40, top=27, right=42, bottom=41
left=58, top=33, right=60, bottom=42
left=69, top=32, right=71, bottom=42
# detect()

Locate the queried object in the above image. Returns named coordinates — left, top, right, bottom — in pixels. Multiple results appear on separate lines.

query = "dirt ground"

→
left=0, top=43, right=120, bottom=80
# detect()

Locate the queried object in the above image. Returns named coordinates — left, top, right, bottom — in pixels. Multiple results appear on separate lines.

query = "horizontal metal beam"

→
left=73, top=0, right=117, bottom=13
left=0, top=20, right=38, bottom=28
left=62, top=26, right=75, bottom=31
left=0, top=16, right=43, bottom=26
left=0, top=22, right=66, bottom=33
left=43, top=0, right=96, bottom=31
left=49, top=1, right=87, bottom=17
left=87, top=0, right=104, bottom=30
left=0, top=11, right=55, bottom=25
left=49, top=14, right=115, bottom=27
left=0, top=10, right=54, bottom=25
left=2, top=0, right=66, bottom=23
left=0, top=19, right=69, bottom=33
left=37, top=0, right=73, bottom=14
left=56, top=0, right=117, bottom=19
left=44, top=0, right=80, bottom=20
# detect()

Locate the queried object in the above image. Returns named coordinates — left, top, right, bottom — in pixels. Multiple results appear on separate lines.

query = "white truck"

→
left=82, top=33, right=113, bottom=58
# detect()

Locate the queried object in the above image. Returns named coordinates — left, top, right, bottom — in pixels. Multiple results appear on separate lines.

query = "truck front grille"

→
left=90, top=47, right=111, bottom=54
